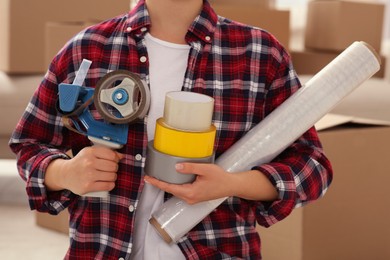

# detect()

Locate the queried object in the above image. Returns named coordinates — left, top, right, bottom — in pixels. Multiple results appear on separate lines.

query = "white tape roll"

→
left=150, top=41, right=381, bottom=243
left=163, top=91, right=214, bottom=132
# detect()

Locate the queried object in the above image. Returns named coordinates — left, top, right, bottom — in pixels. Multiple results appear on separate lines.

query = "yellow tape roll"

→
left=154, top=118, right=216, bottom=158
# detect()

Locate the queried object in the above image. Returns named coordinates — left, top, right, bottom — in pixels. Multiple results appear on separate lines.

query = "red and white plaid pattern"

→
left=9, top=1, right=332, bottom=259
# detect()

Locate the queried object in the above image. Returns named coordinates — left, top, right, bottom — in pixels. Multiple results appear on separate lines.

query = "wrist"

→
left=45, top=158, right=68, bottom=191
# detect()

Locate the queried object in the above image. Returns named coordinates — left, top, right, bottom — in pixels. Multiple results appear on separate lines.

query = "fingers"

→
left=144, top=175, right=194, bottom=202
left=92, top=171, right=118, bottom=182
left=86, top=180, right=116, bottom=193
left=144, top=163, right=230, bottom=204
left=78, top=146, right=124, bottom=172
left=95, top=159, right=120, bottom=173
left=93, top=146, right=124, bottom=162
left=71, top=146, right=123, bottom=194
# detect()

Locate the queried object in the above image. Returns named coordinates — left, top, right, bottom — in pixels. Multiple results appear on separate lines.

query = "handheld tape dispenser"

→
left=57, top=59, right=150, bottom=198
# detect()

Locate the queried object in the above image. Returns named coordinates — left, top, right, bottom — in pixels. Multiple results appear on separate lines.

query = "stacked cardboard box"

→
left=209, top=0, right=290, bottom=50
left=293, top=0, right=386, bottom=78
left=0, top=0, right=130, bottom=74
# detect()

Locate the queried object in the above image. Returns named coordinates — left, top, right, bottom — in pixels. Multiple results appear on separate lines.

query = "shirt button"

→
left=129, top=204, right=135, bottom=212
left=140, top=27, right=147, bottom=32
left=205, top=36, right=211, bottom=41
left=140, top=56, right=147, bottom=63
left=119, top=258, right=125, bottom=260
left=126, top=27, right=132, bottom=32
left=135, top=154, right=142, bottom=161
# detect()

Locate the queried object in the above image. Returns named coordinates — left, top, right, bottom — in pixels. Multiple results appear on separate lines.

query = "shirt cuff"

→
left=252, top=163, right=297, bottom=227
left=26, top=152, right=77, bottom=215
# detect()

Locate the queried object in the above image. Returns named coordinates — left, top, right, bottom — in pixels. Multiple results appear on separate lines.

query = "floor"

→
left=0, top=160, right=69, bottom=259
left=0, top=205, right=69, bottom=259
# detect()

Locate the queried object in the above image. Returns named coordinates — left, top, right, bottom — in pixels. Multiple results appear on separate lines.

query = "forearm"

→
left=230, top=170, right=278, bottom=201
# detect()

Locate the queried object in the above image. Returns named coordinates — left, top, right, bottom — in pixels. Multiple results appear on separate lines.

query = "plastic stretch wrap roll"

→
left=149, top=41, right=381, bottom=244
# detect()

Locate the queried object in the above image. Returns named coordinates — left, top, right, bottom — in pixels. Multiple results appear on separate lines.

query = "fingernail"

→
left=175, top=163, right=184, bottom=170
left=144, top=176, right=150, bottom=183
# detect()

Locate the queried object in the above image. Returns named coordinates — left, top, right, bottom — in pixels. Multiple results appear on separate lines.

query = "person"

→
left=9, top=0, right=333, bottom=259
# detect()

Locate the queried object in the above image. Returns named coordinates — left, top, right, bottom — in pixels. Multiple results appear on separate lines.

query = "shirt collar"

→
left=125, top=0, right=151, bottom=35
left=125, top=0, right=218, bottom=44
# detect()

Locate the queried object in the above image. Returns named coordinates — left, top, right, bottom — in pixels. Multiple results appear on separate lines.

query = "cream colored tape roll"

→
left=150, top=41, right=381, bottom=244
left=163, top=91, right=214, bottom=132
left=154, top=118, right=216, bottom=158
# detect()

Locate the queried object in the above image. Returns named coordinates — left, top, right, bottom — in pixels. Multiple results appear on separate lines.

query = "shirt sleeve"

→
left=9, top=56, right=80, bottom=215
left=252, top=45, right=333, bottom=227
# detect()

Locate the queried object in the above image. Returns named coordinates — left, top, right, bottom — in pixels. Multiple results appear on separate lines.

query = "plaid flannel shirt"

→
left=9, top=0, right=332, bottom=259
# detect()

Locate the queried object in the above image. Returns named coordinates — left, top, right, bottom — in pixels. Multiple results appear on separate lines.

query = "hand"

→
left=144, top=163, right=279, bottom=204
left=45, top=146, right=124, bottom=195
left=144, top=163, right=235, bottom=204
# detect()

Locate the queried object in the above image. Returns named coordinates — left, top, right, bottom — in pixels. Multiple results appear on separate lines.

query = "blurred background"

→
left=1, top=0, right=389, bottom=259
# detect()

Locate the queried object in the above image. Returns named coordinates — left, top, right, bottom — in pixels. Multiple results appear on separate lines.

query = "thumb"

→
left=115, top=152, right=125, bottom=161
left=175, top=162, right=210, bottom=176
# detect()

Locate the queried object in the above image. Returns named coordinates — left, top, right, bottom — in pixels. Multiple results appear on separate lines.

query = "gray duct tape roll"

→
left=145, top=141, right=215, bottom=184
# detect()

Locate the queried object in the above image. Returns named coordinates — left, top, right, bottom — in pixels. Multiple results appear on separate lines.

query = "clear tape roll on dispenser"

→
left=149, top=41, right=382, bottom=243
left=58, top=60, right=151, bottom=198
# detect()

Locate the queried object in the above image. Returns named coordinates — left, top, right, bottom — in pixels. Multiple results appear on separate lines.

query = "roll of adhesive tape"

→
left=163, top=91, right=214, bottom=132
left=154, top=118, right=216, bottom=158
left=145, top=141, right=215, bottom=184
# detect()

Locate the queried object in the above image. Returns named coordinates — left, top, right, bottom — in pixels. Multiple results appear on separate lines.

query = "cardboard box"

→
left=257, top=78, right=390, bottom=260
left=36, top=210, right=69, bottom=235
left=305, top=0, right=385, bottom=53
left=45, top=21, right=97, bottom=69
left=291, top=49, right=387, bottom=78
left=211, top=4, right=290, bottom=49
left=259, top=125, right=390, bottom=260
left=0, top=0, right=130, bottom=74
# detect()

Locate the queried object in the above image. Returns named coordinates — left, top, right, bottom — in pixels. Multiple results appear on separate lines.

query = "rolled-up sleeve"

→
left=9, top=59, right=79, bottom=215
left=24, top=150, right=76, bottom=214
left=253, top=127, right=333, bottom=227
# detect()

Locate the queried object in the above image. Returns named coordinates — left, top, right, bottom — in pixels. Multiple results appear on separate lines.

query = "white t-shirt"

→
left=130, top=33, right=190, bottom=260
